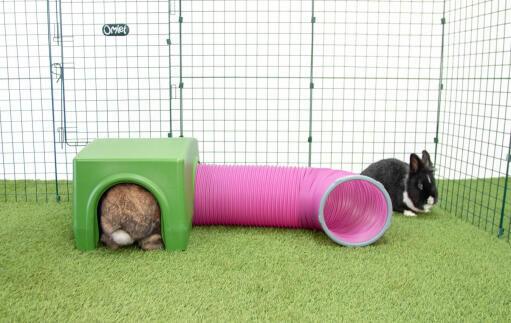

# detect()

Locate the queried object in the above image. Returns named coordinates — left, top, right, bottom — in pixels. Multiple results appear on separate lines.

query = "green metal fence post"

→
left=434, top=2, right=447, bottom=166
left=307, top=0, right=315, bottom=167
left=498, top=135, right=511, bottom=237
left=167, top=0, right=173, bottom=138
left=178, top=0, right=183, bottom=137
left=46, top=0, right=61, bottom=202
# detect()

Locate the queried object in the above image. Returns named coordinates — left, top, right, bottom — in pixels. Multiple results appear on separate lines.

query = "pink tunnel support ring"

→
left=193, top=164, right=392, bottom=247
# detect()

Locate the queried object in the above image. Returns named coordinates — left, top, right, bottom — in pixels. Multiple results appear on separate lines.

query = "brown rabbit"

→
left=99, top=183, right=164, bottom=250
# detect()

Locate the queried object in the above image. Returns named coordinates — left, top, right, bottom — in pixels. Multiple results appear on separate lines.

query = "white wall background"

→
left=0, top=0, right=510, bottom=186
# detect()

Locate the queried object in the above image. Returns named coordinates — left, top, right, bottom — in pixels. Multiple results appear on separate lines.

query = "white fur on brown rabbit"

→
left=99, top=183, right=164, bottom=250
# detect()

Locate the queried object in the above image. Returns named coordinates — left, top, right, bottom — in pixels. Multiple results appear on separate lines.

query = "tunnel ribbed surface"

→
left=193, top=164, right=392, bottom=246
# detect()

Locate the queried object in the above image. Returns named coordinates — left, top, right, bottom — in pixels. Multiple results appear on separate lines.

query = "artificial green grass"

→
left=3, top=177, right=510, bottom=243
left=1, top=197, right=510, bottom=321
left=437, top=178, right=511, bottom=242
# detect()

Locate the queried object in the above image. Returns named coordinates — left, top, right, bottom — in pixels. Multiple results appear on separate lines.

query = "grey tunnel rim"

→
left=318, top=175, right=393, bottom=247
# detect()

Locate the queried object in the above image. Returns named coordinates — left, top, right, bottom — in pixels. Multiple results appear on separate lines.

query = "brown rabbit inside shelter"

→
left=98, top=183, right=164, bottom=250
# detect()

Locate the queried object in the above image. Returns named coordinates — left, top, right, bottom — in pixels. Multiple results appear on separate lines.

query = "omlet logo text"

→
left=102, top=24, right=129, bottom=36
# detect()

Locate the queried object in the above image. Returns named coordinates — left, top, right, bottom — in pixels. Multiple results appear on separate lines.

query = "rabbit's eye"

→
left=418, top=183, right=424, bottom=190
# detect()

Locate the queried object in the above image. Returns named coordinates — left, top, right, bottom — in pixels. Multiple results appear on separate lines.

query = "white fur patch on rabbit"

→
left=111, top=230, right=135, bottom=245
left=403, top=191, right=423, bottom=213
left=403, top=210, right=417, bottom=217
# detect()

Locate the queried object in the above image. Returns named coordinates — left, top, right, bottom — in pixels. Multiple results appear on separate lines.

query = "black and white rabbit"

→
left=361, top=150, right=438, bottom=216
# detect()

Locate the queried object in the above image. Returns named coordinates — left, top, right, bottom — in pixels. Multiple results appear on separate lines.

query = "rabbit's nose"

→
left=427, top=196, right=435, bottom=205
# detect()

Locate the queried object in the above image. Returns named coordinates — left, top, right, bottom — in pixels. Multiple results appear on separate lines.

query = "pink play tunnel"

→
left=193, top=164, right=392, bottom=246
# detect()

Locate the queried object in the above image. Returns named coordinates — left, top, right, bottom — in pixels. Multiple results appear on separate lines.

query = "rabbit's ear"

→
left=422, top=150, right=433, bottom=169
left=410, top=153, right=422, bottom=174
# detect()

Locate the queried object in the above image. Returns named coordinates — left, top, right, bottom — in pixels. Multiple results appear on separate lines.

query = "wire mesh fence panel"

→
left=437, top=0, right=511, bottom=241
left=49, top=0, right=179, bottom=201
left=179, top=0, right=444, bottom=169
left=1, top=0, right=180, bottom=201
left=53, top=0, right=178, bottom=146
left=311, top=0, right=443, bottom=171
left=0, top=0, right=510, bottom=243
left=0, top=0, right=60, bottom=202
left=180, top=1, right=313, bottom=165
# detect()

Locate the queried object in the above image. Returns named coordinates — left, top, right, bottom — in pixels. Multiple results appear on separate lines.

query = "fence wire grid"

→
left=0, top=0, right=510, bottom=242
